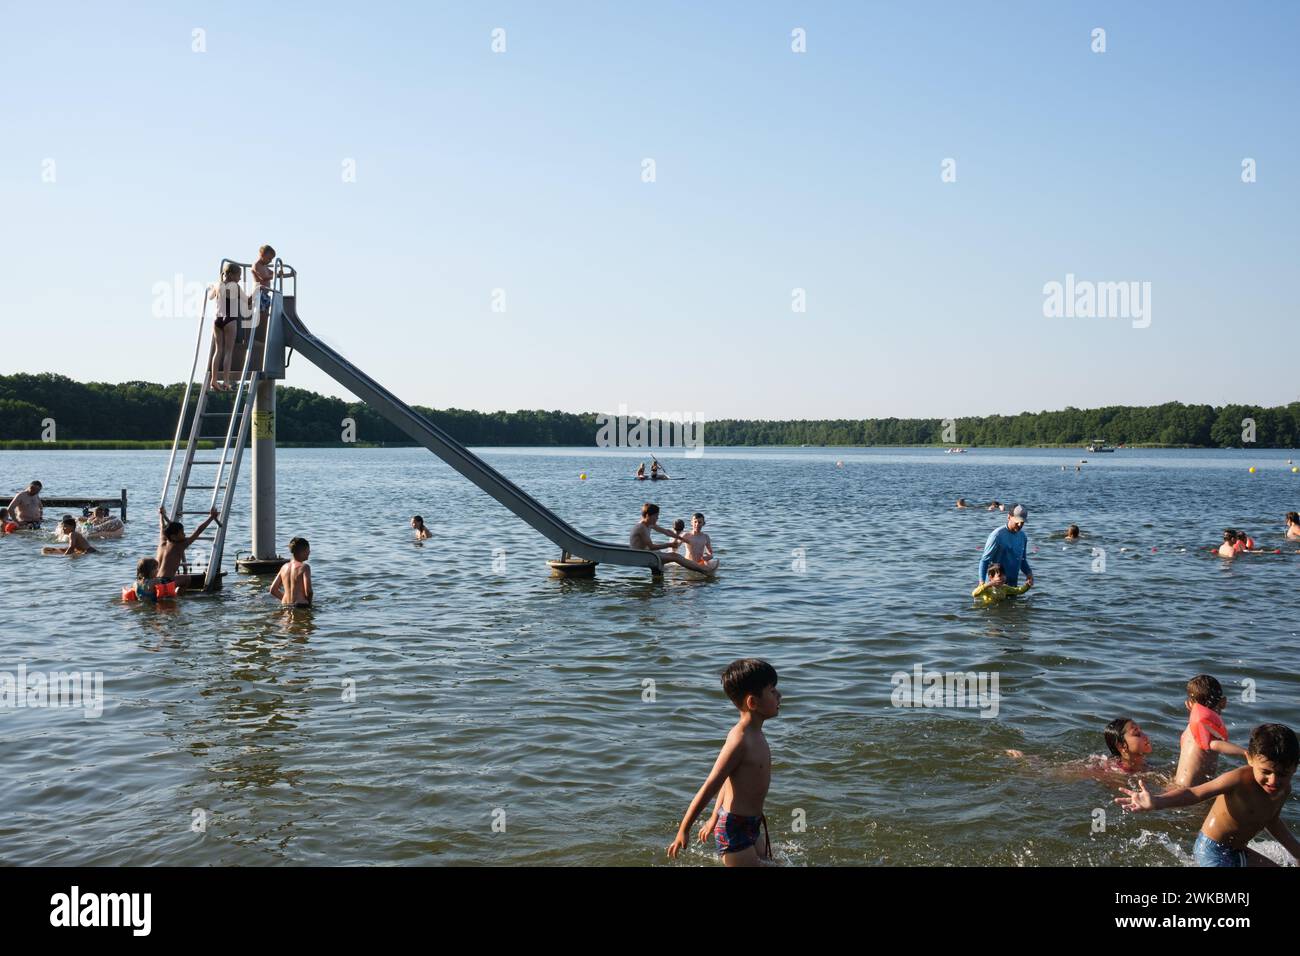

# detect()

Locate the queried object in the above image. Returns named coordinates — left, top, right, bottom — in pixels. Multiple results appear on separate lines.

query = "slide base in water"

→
left=548, top=558, right=598, bottom=578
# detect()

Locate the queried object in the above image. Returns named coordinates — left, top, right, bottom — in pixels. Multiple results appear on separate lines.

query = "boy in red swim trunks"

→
left=1174, top=675, right=1246, bottom=788
left=667, top=659, right=781, bottom=866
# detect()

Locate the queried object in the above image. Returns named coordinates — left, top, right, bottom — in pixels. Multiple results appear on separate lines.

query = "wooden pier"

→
left=7, top=489, right=128, bottom=521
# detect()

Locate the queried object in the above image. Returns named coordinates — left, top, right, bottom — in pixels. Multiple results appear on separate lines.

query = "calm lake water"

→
left=2, top=445, right=1299, bottom=866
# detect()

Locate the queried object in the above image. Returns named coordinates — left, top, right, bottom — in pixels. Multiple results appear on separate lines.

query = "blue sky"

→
left=2, top=1, right=1296, bottom=419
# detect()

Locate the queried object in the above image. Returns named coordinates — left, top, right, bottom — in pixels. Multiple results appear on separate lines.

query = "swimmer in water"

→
left=1006, top=719, right=1164, bottom=783
left=1174, top=675, right=1247, bottom=789
left=1103, top=717, right=1153, bottom=774
left=269, top=536, right=313, bottom=607
left=971, top=562, right=1031, bottom=606
left=1064, top=524, right=1080, bottom=541
left=1287, top=512, right=1300, bottom=541
left=635, top=462, right=647, bottom=480
left=987, top=500, right=1002, bottom=512
left=131, top=557, right=163, bottom=603
left=955, top=498, right=968, bottom=509
left=81, top=505, right=123, bottom=538
left=1218, top=530, right=1238, bottom=559
left=1117, top=723, right=1300, bottom=867
left=45, top=515, right=96, bottom=555
left=410, top=515, right=431, bottom=541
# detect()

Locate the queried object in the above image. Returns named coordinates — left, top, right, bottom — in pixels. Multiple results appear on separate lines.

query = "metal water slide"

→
left=278, top=297, right=662, bottom=573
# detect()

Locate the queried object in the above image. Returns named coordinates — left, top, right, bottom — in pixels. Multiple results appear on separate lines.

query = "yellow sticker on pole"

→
left=253, top=409, right=274, bottom=441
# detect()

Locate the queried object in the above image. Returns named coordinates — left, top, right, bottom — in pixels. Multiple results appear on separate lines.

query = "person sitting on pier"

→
left=270, top=536, right=313, bottom=607
left=7, top=480, right=44, bottom=528
left=410, top=515, right=431, bottom=540
left=43, top=516, right=96, bottom=555
left=629, top=503, right=695, bottom=569
left=156, top=505, right=219, bottom=586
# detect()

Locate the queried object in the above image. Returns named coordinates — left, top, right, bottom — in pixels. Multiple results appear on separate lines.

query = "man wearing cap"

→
left=978, top=504, right=1033, bottom=588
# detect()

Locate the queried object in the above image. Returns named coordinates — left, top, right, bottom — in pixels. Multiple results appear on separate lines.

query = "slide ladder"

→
left=159, top=259, right=272, bottom=590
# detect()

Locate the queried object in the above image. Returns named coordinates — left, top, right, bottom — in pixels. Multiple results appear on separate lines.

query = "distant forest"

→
left=2, top=373, right=1299, bottom=448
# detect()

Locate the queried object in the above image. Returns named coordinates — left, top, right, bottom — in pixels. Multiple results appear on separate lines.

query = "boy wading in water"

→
left=1117, top=723, right=1300, bottom=867
left=1174, top=674, right=1246, bottom=788
left=270, top=537, right=313, bottom=607
left=668, top=659, right=781, bottom=866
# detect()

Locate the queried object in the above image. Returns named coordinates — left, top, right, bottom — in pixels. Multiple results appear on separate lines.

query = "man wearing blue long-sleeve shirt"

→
left=978, top=504, right=1034, bottom=587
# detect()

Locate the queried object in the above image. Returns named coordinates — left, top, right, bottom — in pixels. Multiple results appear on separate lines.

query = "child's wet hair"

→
left=1288, top=511, right=1300, bottom=526
left=1186, top=675, right=1226, bottom=711
left=1223, top=529, right=1236, bottom=542
left=672, top=518, right=685, bottom=533
left=165, top=521, right=185, bottom=538
left=986, top=562, right=1004, bottom=578
left=1104, top=717, right=1133, bottom=756
left=1247, top=723, right=1299, bottom=771
left=412, top=515, right=424, bottom=525
left=136, top=557, right=159, bottom=579
left=288, top=536, right=309, bottom=557
left=60, top=515, right=75, bottom=530
left=721, top=658, right=778, bottom=707
left=641, top=502, right=659, bottom=518
left=1067, top=524, right=1079, bottom=535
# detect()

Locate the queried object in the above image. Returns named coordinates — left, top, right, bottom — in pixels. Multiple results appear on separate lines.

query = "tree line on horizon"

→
left=2, top=373, right=1299, bottom=448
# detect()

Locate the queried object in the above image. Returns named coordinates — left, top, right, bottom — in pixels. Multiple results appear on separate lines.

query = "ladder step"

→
left=185, top=485, right=225, bottom=491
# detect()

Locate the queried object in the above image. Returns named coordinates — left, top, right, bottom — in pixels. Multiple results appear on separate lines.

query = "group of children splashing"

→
left=1099, top=676, right=1299, bottom=867
left=3, top=480, right=123, bottom=556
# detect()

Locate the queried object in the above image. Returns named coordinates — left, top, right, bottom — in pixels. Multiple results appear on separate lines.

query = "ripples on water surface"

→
left=1, top=446, right=1298, bottom=866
